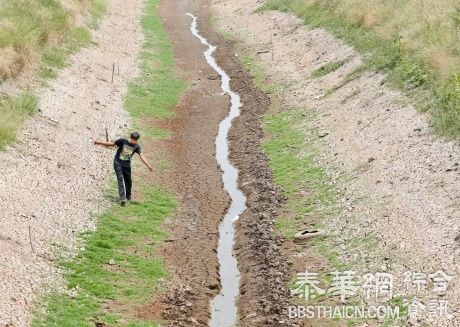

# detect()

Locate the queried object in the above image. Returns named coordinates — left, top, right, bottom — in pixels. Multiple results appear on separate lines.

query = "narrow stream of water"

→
left=187, top=13, right=246, bottom=327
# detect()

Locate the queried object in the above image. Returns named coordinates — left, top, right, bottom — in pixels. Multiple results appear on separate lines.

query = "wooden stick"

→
left=271, top=35, right=274, bottom=61
left=28, top=225, right=34, bottom=254
left=111, top=62, right=115, bottom=83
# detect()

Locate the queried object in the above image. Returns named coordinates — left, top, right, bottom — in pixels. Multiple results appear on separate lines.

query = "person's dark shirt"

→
left=114, top=139, right=141, bottom=166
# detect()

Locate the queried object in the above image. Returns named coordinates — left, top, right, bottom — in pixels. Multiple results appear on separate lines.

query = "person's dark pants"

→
left=114, top=162, right=132, bottom=200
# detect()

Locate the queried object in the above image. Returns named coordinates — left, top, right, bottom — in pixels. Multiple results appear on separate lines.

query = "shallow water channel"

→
left=187, top=13, right=247, bottom=327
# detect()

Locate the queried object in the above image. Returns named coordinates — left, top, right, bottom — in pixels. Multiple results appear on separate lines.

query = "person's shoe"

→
left=120, top=199, right=126, bottom=206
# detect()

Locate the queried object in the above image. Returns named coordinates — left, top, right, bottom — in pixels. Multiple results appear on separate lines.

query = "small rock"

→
left=108, top=259, right=115, bottom=265
left=293, top=229, right=324, bottom=243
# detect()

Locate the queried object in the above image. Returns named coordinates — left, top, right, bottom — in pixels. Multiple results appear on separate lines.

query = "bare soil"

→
left=212, top=0, right=460, bottom=326
left=136, top=1, right=296, bottom=326
left=0, top=0, right=143, bottom=325
left=135, top=0, right=228, bottom=325
left=3, top=0, right=458, bottom=326
left=1, top=0, right=294, bottom=325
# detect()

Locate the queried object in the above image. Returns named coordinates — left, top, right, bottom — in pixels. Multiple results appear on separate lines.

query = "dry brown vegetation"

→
left=0, top=0, right=106, bottom=149
left=0, top=0, right=105, bottom=81
left=265, top=0, right=460, bottom=138
left=332, top=0, right=460, bottom=79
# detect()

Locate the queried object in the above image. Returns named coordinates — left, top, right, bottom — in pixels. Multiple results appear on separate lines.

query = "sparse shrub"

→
left=0, top=0, right=107, bottom=149
left=0, top=91, right=38, bottom=149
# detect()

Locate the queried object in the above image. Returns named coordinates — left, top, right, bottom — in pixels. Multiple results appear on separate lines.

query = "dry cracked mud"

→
left=136, top=1, right=295, bottom=326
left=2, top=0, right=459, bottom=326
left=212, top=0, right=460, bottom=326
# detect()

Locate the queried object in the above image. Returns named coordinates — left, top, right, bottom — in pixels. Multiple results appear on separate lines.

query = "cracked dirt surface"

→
left=134, top=1, right=228, bottom=325
left=2, top=0, right=459, bottom=326
left=0, top=0, right=143, bottom=325
left=135, top=1, right=296, bottom=326
left=212, top=0, right=460, bottom=325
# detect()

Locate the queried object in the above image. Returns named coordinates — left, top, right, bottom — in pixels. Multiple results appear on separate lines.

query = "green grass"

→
left=325, top=63, right=367, bottom=95
left=124, top=0, right=186, bottom=119
left=237, top=45, right=339, bottom=243
left=38, top=31, right=89, bottom=80
left=0, top=0, right=99, bottom=80
left=0, top=0, right=68, bottom=78
left=89, top=0, right=108, bottom=29
left=232, top=19, right=406, bottom=326
left=0, top=91, right=38, bottom=150
left=240, top=43, right=385, bottom=299
left=143, top=127, right=171, bottom=139
left=67, top=26, right=92, bottom=52
left=34, top=0, right=184, bottom=325
left=239, top=49, right=277, bottom=94
left=33, top=189, right=174, bottom=327
left=263, top=107, right=337, bottom=238
left=42, top=47, right=66, bottom=68
left=38, top=1, right=106, bottom=81
left=248, top=56, right=405, bottom=326
left=0, top=0, right=105, bottom=149
left=39, top=46, right=67, bottom=79
left=262, top=0, right=460, bottom=139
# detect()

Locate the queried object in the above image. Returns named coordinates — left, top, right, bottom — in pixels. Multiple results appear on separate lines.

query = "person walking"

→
left=94, top=131, right=153, bottom=205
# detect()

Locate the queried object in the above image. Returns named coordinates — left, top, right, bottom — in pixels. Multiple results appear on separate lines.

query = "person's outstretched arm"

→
left=139, top=154, right=154, bottom=172
left=94, top=140, right=116, bottom=146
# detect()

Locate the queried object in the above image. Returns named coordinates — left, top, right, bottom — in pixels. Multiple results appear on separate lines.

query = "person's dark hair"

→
left=130, top=131, right=140, bottom=140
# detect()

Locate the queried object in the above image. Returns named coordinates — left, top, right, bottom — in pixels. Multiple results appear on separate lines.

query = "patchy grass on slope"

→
left=263, top=0, right=460, bottom=139
left=262, top=107, right=337, bottom=238
left=34, top=190, right=174, bottom=327
left=0, top=0, right=105, bottom=150
left=0, top=92, right=38, bottom=150
left=33, top=0, right=184, bottom=325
